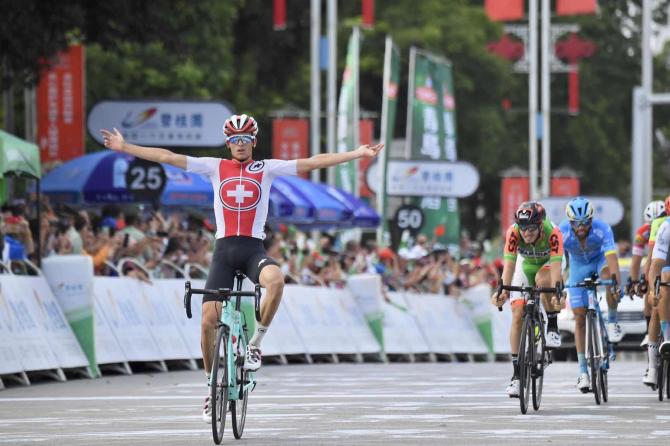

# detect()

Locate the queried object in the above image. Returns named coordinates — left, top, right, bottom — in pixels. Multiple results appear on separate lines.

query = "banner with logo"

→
left=37, top=44, right=85, bottom=164
left=377, top=36, right=400, bottom=244
left=335, top=28, right=360, bottom=195
left=87, top=100, right=233, bottom=147
left=500, top=176, right=529, bottom=236
left=406, top=48, right=459, bottom=245
left=272, top=118, right=309, bottom=178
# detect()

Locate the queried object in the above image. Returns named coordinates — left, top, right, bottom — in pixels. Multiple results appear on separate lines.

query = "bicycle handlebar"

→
left=654, top=275, right=670, bottom=296
left=495, top=281, right=563, bottom=312
left=184, top=280, right=262, bottom=322
left=567, top=274, right=617, bottom=290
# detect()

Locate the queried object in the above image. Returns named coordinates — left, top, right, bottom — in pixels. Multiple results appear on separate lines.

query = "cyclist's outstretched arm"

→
left=100, top=128, right=187, bottom=169
left=296, top=143, right=383, bottom=173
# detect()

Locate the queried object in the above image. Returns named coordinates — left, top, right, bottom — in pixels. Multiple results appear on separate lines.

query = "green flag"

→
left=405, top=48, right=459, bottom=247
left=335, top=27, right=360, bottom=195
left=376, top=36, right=400, bottom=245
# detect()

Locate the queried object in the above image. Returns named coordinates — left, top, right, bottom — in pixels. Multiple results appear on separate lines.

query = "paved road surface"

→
left=1, top=360, right=669, bottom=445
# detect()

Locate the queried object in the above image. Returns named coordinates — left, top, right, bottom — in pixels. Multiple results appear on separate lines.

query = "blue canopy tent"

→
left=273, top=176, right=353, bottom=230
left=41, top=151, right=214, bottom=206
left=321, top=184, right=380, bottom=228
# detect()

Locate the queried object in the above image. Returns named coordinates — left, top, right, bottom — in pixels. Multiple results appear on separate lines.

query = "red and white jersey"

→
left=186, top=156, right=297, bottom=239
left=632, top=222, right=651, bottom=257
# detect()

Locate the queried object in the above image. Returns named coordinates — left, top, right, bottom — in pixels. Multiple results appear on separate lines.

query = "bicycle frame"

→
left=184, top=272, right=262, bottom=401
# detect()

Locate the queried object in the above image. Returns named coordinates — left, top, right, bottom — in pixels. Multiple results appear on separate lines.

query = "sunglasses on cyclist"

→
left=518, top=224, right=540, bottom=233
left=227, top=135, right=255, bottom=145
left=570, top=219, right=592, bottom=228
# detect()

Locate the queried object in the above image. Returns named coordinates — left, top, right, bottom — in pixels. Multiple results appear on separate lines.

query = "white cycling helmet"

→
left=644, top=200, right=665, bottom=223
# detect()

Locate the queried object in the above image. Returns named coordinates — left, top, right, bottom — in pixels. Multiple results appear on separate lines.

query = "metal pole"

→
left=377, top=36, right=392, bottom=245
left=528, top=0, right=539, bottom=200
left=310, top=0, right=321, bottom=182
left=352, top=26, right=360, bottom=197
left=405, top=46, right=417, bottom=160
left=632, top=87, right=645, bottom=238
left=642, top=0, right=653, bottom=210
left=540, top=0, right=551, bottom=198
left=326, top=0, right=337, bottom=186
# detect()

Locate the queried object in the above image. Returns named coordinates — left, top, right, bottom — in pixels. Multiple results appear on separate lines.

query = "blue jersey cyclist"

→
left=559, top=196, right=623, bottom=393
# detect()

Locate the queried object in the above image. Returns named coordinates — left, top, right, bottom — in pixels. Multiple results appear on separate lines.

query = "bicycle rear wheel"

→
left=518, top=316, right=533, bottom=414
left=665, top=360, right=670, bottom=401
left=232, top=331, right=250, bottom=439
left=532, top=319, right=545, bottom=411
left=588, top=314, right=601, bottom=405
left=211, top=327, right=229, bottom=445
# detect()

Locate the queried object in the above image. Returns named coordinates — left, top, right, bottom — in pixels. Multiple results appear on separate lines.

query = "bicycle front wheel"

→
left=232, top=332, right=250, bottom=439
left=588, top=314, right=601, bottom=405
left=532, top=319, right=545, bottom=411
left=518, top=315, right=533, bottom=414
left=211, top=327, right=229, bottom=445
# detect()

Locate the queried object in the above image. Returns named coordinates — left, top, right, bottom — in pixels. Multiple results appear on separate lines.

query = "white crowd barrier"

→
left=0, top=274, right=89, bottom=376
left=1, top=258, right=513, bottom=387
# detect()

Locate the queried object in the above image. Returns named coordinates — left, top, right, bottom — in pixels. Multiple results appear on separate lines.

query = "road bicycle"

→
left=495, top=282, right=562, bottom=414
left=184, top=270, right=262, bottom=444
left=569, top=273, right=617, bottom=405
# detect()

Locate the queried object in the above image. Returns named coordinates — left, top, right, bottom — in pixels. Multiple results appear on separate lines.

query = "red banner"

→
left=37, top=44, right=85, bottom=164
left=557, top=0, right=597, bottom=16
left=272, top=118, right=309, bottom=178
left=568, top=68, right=579, bottom=114
left=485, top=0, right=524, bottom=22
left=501, top=176, right=529, bottom=236
left=362, top=0, right=375, bottom=28
left=551, top=177, right=580, bottom=197
left=358, top=119, right=374, bottom=198
left=273, top=0, right=286, bottom=30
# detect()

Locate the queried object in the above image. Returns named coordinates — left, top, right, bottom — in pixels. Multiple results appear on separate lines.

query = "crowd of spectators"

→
left=0, top=196, right=502, bottom=295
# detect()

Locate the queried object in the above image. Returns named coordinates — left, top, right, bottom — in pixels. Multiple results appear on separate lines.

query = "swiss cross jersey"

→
left=503, top=219, right=563, bottom=266
left=632, top=222, right=652, bottom=257
left=186, top=156, right=298, bottom=239
left=559, top=218, right=616, bottom=264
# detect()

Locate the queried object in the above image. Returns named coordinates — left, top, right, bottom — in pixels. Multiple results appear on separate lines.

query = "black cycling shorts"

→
left=203, top=236, right=279, bottom=303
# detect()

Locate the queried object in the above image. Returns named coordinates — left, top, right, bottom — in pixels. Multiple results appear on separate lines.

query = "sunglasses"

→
left=570, top=219, right=592, bottom=228
left=227, top=135, right=255, bottom=145
left=518, top=224, right=540, bottom=233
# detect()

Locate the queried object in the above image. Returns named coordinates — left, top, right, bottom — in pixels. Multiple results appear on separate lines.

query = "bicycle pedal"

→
left=579, top=387, right=590, bottom=394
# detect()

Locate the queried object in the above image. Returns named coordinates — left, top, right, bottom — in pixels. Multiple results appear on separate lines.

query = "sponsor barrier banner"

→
left=0, top=278, right=26, bottom=374
left=93, top=278, right=162, bottom=362
left=403, top=293, right=455, bottom=355
left=384, top=292, right=431, bottom=355
left=126, top=279, right=192, bottom=360
left=154, top=279, right=204, bottom=359
left=42, top=255, right=98, bottom=376
left=346, top=274, right=385, bottom=349
left=458, top=284, right=495, bottom=354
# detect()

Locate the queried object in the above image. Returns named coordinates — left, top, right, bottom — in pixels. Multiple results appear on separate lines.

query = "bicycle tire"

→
left=518, top=315, right=533, bottom=414
left=599, top=318, right=609, bottom=403
left=588, top=314, right=601, bottom=405
left=665, top=359, right=670, bottom=401
left=232, top=329, right=250, bottom=439
left=532, top=318, right=545, bottom=411
left=211, top=327, right=229, bottom=445
left=658, top=357, right=665, bottom=402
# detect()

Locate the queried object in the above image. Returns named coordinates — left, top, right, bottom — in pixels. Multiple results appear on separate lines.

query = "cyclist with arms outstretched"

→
left=101, top=114, right=383, bottom=421
left=492, top=201, right=564, bottom=398
left=559, top=196, right=623, bottom=393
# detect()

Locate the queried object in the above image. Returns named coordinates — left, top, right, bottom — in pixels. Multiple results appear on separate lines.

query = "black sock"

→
left=646, top=316, right=651, bottom=332
left=547, top=312, right=558, bottom=331
left=512, top=354, right=519, bottom=378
